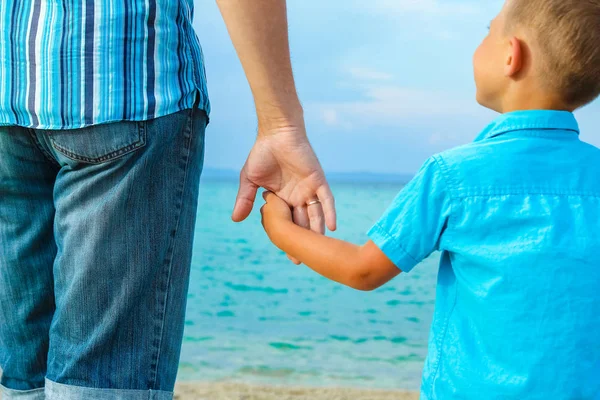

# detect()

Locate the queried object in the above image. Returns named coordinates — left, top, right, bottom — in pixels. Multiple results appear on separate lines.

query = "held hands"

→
left=232, top=125, right=336, bottom=232
left=232, top=122, right=336, bottom=263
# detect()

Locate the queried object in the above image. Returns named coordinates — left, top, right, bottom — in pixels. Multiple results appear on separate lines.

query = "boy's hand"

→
left=260, top=191, right=294, bottom=245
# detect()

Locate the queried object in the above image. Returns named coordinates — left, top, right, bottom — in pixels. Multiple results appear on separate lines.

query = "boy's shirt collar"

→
left=474, top=110, right=580, bottom=142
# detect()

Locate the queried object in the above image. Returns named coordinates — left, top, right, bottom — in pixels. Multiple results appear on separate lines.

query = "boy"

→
left=260, top=1, right=600, bottom=399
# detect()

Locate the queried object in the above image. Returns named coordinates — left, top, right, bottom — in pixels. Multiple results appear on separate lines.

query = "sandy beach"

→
left=174, top=382, right=419, bottom=400
left=0, top=369, right=418, bottom=399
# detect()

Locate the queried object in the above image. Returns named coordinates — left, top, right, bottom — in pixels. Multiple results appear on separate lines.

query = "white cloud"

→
left=322, top=109, right=339, bottom=125
left=306, top=82, right=495, bottom=147
left=428, top=131, right=464, bottom=146
left=345, top=0, right=490, bottom=43
left=310, top=84, right=476, bottom=125
left=320, top=108, right=353, bottom=129
left=359, top=0, right=482, bottom=16
left=347, top=67, right=394, bottom=81
left=435, top=30, right=460, bottom=41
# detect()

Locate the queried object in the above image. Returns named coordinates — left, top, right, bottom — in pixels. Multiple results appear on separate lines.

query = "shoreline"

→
left=174, top=381, right=419, bottom=400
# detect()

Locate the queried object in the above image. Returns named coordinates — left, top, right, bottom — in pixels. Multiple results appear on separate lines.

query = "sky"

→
left=194, top=0, right=600, bottom=175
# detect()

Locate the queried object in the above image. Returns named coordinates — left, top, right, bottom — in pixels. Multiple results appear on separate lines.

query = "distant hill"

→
left=201, top=168, right=412, bottom=184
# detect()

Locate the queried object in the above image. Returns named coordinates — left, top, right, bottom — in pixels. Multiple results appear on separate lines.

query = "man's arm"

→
left=216, top=0, right=336, bottom=239
left=216, top=0, right=301, bottom=131
left=261, top=192, right=400, bottom=291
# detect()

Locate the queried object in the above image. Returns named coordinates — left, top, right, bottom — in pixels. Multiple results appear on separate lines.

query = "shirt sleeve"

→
left=367, top=156, right=452, bottom=273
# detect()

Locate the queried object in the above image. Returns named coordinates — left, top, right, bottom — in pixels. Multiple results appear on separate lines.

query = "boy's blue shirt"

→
left=369, top=110, right=600, bottom=399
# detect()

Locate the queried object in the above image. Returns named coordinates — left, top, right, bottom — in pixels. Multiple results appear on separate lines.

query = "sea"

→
left=178, top=175, right=439, bottom=390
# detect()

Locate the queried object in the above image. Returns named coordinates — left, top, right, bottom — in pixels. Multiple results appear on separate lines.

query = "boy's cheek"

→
left=473, top=50, right=499, bottom=109
left=473, top=45, right=486, bottom=87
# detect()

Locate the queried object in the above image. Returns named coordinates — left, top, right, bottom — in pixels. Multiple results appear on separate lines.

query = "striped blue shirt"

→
left=0, top=0, right=210, bottom=130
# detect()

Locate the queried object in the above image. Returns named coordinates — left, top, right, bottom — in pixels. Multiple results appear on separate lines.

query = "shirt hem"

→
left=0, top=96, right=210, bottom=131
left=367, top=223, right=420, bottom=273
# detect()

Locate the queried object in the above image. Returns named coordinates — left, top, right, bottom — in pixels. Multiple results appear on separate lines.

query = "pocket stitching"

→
left=49, top=122, right=147, bottom=164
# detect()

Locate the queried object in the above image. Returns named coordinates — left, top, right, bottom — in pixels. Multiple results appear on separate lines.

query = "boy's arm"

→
left=260, top=157, right=451, bottom=288
left=261, top=192, right=400, bottom=291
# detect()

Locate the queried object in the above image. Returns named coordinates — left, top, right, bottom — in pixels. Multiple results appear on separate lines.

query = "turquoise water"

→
left=178, top=180, right=438, bottom=390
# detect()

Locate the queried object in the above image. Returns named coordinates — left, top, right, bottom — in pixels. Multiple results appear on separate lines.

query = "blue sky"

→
left=194, top=0, right=600, bottom=175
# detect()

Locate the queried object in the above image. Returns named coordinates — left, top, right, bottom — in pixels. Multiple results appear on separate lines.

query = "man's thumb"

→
left=232, top=172, right=259, bottom=222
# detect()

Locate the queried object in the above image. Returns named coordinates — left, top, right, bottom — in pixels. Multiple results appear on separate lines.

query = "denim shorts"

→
left=0, top=107, right=207, bottom=399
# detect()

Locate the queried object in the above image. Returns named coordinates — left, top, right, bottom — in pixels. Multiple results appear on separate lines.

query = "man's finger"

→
left=293, top=206, right=310, bottom=230
left=317, top=185, right=337, bottom=231
left=232, top=170, right=259, bottom=222
left=307, top=200, right=325, bottom=235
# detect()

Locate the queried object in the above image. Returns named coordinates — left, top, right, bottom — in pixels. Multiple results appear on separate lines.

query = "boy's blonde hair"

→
left=506, top=0, right=600, bottom=108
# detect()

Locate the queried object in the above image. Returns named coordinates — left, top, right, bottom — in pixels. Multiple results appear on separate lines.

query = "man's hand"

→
left=217, top=0, right=337, bottom=253
left=233, top=123, right=336, bottom=235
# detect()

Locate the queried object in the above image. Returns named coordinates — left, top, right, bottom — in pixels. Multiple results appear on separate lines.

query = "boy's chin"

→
left=476, top=93, right=502, bottom=113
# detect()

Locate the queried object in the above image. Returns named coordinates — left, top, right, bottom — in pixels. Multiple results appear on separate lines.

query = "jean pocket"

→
left=48, top=121, right=147, bottom=164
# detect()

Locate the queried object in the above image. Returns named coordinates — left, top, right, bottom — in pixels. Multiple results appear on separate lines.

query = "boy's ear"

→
left=505, top=36, right=523, bottom=78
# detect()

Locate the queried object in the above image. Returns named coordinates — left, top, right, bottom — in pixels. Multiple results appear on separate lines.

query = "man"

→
left=0, top=1, right=335, bottom=399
